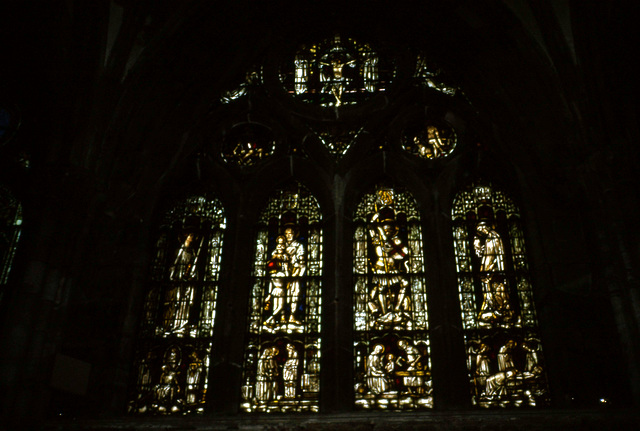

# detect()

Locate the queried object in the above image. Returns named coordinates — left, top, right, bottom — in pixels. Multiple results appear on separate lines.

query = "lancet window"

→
left=0, top=185, right=22, bottom=303
left=129, top=196, right=226, bottom=414
left=241, top=182, right=322, bottom=413
left=452, top=183, right=550, bottom=408
left=353, top=185, right=432, bottom=410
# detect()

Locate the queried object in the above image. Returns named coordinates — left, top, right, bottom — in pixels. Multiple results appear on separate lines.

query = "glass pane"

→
left=353, top=185, right=433, bottom=410
left=281, top=35, right=395, bottom=107
left=129, top=196, right=226, bottom=414
left=221, top=123, right=275, bottom=166
left=414, top=54, right=461, bottom=97
left=220, top=68, right=262, bottom=104
left=0, top=185, right=22, bottom=302
left=452, top=183, right=550, bottom=407
left=312, top=124, right=364, bottom=159
left=241, top=183, right=322, bottom=412
left=402, top=120, right=457, bottom=160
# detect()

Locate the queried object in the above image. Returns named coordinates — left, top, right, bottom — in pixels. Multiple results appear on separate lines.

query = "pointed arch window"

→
left=129, top=195, right=226, bottom=414
left=0, top=185, right=22, bottom=303
left=122, top=29, right=561, bottom=416
left=241, top=182, right=323, bottom=413
left=452, top=183, right=550, bottom=408
left=353, top=185, right=433, bottom=410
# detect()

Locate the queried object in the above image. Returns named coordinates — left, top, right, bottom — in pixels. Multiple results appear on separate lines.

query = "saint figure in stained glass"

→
left=368, top=204, right=411, bottom=327
left=281, top=35, right=394, bottom=107
left=283, top=343, right=300, bottom=399
left=474, top=222, right=515, bottom=326
left=169, top=233, right=201, bottom=281
left=402, top=121, right=457, bottom=160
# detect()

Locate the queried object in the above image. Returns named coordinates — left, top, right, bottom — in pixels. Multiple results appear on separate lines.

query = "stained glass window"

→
left=281, top=35, right=395, bottom=107
left=0, top=185, right=22, bottom=303
left=0, top=108, right=11, bottom=139
left=353, top=185, right=433, bottom=410
left=317, top=126, right=363, bottom=159
left=129, top=196, right=226, bottom=414
left=221, top=123, right=275, bottom=166
left=241, top=183, right=322, bottom=412
left=402, top=120, right=457, bottom=160
left=452, top=183, right=550, bottom=408
left=414, top=55, right=461, bottom=97
left=220, top=68, right=262, bottom=104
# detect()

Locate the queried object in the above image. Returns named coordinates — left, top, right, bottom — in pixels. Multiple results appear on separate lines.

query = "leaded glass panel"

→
left=0, top=185, right=22, bottom=303
left=402, top=120, right=456, bottom=160
left=414, top=54, right=461, bottom=97
left=353, top=186, right=432, bottom=410
left=281, top=35, right=395, bottom=107
left=220, top=68, right=262, bottom=104
left=452, top=183, right=550, bottom=408
left=316, top=126, right=363, bottom=159
left=241, top=183, right=322, bottom=412
left=221, top=123, right=275, bottom=166
left=129, top=196, right=226, bottom=414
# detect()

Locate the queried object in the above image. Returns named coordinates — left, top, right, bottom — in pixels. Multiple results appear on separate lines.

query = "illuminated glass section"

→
left=402, top=120, right=457, bottom=160
left=452, top=183, right=550, bottom=408
left=317, top=127, right=363, bottom=159
left=221, top=123, right=275, bottom=166
left=241, top=182, right=322, bottom=412
left=129, top=196, right=226, bottom=414
left=414, top=54, right=461, bottom=97
left=281, top=35, right=395, bottom=107
left=220, top=68, right=262, bottom=104
left=353, top=185, right=432, bottom=410
left=0, top=185, right=22, bottom=303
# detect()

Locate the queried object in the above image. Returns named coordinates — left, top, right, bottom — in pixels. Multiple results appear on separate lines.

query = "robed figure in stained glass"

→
left=473, top=222, right=514, bottom=326
left=366, top=344, right=390, bottom=395
left=283, top=343, right=300, bottom=399
left=368, top=205, right=411, bottom=328
left=163, top=232, right=204, bottom=334
left=265, top=236, right=288, bottom=325
left=152, top=347, right=182, bottom=413
left=284, top=226, right=306, bottom=325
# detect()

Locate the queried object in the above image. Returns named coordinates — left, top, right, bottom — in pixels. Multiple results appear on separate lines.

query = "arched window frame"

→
left=240, top=182, right=323, bottom=413
left=452, top=182, right=550, bottom=408
left=352, top=184, right=433, bottom=410
left=129, top=195, right=226, bottom=415
left=124, top=30, right=558, bottom=416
